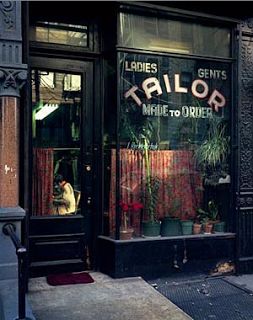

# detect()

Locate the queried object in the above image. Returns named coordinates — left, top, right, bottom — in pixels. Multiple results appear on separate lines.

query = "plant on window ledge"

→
left=161, top=198, right=182, bottom=236
left=119, top=201, right=143, bottom=240
left=121, top=113, right=161, bottom=236
left=196, top=199, right=226, bottom=233
left=119, top=201, right=133, bottom=240
left=141, top=131, right=162, bottom=236
left=207, top=200, right=219, bottom=222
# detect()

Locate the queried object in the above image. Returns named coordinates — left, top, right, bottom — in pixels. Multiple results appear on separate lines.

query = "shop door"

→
left=28, top=57, right=94, bottom=276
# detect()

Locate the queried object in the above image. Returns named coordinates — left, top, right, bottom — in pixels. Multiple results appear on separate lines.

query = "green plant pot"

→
left=214, top=221, right=226, bottom=232
left=181, top=220, right=193, bottom=235
left=142, top=221, right=161, bottom=237
left=161, top=217, right=181, bottom=236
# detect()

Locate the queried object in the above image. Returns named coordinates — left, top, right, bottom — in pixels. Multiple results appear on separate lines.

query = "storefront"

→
left=1, top=1, right=253, bottom=280
left=100, top=5, right=237, bottom=278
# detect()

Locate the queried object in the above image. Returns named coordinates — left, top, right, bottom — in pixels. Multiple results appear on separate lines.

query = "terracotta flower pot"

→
left=203, top=223, right=213, bottom=234
left=120, top=228, right=134, bottom=240
left=193, top=223, right=202, bottom=234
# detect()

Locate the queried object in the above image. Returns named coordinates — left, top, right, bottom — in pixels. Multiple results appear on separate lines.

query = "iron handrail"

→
left=2, top=223, right=31, bottom=320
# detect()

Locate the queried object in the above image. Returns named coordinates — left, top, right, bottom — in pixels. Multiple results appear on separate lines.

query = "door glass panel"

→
left=31, top=69, right=82, bottom=216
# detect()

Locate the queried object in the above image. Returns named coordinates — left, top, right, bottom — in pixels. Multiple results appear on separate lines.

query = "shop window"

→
left=30, top=21, right=88, bottom=47
left=118, top=13, right=231, bottom=58
left=106, top=51, right=231, bottom=239
left=31, top=69, right=82, bottom=216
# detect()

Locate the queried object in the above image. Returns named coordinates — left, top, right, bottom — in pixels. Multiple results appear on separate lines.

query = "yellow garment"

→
left=53, top=182, right=76, bottom=215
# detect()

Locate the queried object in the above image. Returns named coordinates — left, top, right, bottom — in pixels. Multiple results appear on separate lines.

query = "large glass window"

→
left=31, top=69, right=82, bottom=216
left=107, top=51, right=231, bottom=239
left=119, top=13, right=231, bottom=57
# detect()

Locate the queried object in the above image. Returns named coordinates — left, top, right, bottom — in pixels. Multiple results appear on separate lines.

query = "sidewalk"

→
left=225, top=274, right=253, bottom=292
left=0, top=278, right=35, bottom=320
left=27, top=272, right=192, bottom=320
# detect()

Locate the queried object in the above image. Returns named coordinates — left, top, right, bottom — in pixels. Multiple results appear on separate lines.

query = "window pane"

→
left=31, top=70, right=82, bottom=216
left=32, top=71, right=81, bottom=148
left=30, top=22, right=88, bottom=47
left=119, top=13, right=231, bottom=57
left=109, top=52, right=231, bottom=239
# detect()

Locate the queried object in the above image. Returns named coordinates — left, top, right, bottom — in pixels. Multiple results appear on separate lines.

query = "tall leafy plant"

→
left=195, top=118, right=230, bottom=185
left=121, top=112, right=160, bottom=222
left=137, top=121, right=160, bottom=223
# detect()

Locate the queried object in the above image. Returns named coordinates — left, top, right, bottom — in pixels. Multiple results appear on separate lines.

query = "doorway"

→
left=28, top=57, right=94, bottom=276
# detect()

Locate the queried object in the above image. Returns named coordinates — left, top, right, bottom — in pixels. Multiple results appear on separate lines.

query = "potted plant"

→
left=180, top=213, right=194, bottom=235
left=202, top=217, right=213, bottom=234
left=195, top=119, right=230, bottom=186
left=161, top=198, right=182, bottom=236
left=207, top=200, right=226, bottom=233
left=207, top=200, right=219, bottom=223
left=193, top=218, right=202, bottom=235
left=196, top=200, right=221, bottom=234
left=142, top=175, right=161, bottom=237
left=121, top=114, right=161, bottom=236
left=141, top=129, right=161, bottom=236
left=138, top=121, right=161, bottom=237
left=199, top=200, right=225, bottom=232
left=196, top=207, right=209, bottom=233
left=119, top=201, right=134, bottom=240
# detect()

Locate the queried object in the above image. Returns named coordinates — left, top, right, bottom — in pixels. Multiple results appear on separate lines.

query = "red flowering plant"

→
left=119, top=201, right=143, bottom=231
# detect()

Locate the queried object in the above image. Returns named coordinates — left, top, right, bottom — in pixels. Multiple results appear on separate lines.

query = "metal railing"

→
left=2, top=223, right=32, bottom=320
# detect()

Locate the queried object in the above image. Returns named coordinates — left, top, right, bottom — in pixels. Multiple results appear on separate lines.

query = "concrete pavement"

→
left=0, top=278, right=35, bottom=320
left=2, top=271, right=253, bottom=320
left=27, top=272, right=192, bottom=320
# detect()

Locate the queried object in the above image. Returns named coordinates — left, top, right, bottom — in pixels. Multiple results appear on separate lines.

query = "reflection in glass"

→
left=32, top=70, right=81, bottom=147
left=119, top=13, right=231, bottom=58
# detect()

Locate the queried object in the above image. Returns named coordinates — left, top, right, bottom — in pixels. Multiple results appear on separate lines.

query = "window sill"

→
left=99, top=232, right=236, bottom=243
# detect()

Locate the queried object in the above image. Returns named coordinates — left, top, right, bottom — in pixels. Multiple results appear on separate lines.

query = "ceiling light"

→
left=35, top=103, right=59, bottom=120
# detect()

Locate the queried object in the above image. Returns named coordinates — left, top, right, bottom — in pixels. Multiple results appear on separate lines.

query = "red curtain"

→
left=109, top=149, right=203, bottom=236
left=32, top=148, right=54, bottom=216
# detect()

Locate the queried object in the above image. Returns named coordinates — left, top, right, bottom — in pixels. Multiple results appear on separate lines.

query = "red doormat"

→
left=47, top=272, right=95, bottom=286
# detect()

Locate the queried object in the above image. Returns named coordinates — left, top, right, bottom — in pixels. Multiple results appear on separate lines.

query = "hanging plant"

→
left=195, top=118, right=230, bottom=185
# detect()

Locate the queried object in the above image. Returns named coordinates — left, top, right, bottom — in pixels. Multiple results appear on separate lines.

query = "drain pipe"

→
left=2, top=223, right=32, bottom=320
